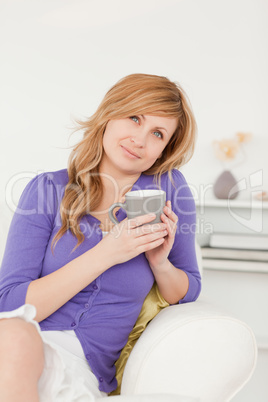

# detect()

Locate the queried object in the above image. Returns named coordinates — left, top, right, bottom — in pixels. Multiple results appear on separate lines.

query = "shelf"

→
left=195, top=199, right=268, bottom=209
left=203, top=262, right=268, bottom=274
left=256, top=335, right=268, bottom=350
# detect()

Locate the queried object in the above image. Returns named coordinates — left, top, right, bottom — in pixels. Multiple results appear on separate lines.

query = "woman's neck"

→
left=90, top=171, right=141, bottom=231
left=98, top=164, right=141, bottom=199
left=102, top=175, right=140, bottom=200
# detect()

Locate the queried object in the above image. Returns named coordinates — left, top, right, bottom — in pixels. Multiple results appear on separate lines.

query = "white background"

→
left=1, top=0, right=268, bottom=206
left=1, top=1, right=268, bottom=400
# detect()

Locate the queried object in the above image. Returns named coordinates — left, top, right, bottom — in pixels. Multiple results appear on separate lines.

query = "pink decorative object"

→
left=212, top=132, right=252, bottom=200
left=213, top=170, right=239, bottom=200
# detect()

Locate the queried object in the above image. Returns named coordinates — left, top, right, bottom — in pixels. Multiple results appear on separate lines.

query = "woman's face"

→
left=101, top=114, right=177, bottom=177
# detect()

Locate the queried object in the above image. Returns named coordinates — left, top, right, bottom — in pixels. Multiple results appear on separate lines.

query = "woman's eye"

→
left=130, top=116, right=139, bottom=124
left=153, top=131, right=163, bottom=139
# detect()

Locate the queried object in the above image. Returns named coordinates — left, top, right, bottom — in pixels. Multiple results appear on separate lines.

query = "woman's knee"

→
left=0, top=317, right=44, bottom=378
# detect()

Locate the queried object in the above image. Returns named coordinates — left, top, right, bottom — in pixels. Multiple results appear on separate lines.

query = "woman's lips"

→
left=120, top=145, right=141, bottom=159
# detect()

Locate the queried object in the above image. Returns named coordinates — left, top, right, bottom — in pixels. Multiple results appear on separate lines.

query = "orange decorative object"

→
left=236, top=132, right=252, bottom=143
left=213, top=132, right=252, bottom=162
left=213, top=139, right=240, bottom=161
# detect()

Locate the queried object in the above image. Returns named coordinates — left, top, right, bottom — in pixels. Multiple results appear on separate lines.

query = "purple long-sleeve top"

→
left=0, top=168, right=201, bottom=392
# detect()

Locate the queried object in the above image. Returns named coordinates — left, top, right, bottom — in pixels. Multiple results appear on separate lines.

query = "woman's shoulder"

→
left=140, top=169, right=187, bottom=187
left=161, top=170, right=196, bottom=213
left=37, top=168, right=69, bottom=186
left=140, top=169, right=194, bottom=200
left=18, top=169, right=69, bottom=208
left=23, top=169, right=69, bottom=192
left=160, top=169, right=190, bottom=190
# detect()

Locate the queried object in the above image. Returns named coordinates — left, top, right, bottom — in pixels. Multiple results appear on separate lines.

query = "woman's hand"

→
left=100, top=213, right=168, bottom=266
left=145, top=200, right=178, bottom=272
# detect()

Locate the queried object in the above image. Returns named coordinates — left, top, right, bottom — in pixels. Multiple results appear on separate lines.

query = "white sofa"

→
left=0, top=205, right=257, bottom=402
left=120, top=299, right=257, bottom=401
left=119, top=242, right=257, bottom=402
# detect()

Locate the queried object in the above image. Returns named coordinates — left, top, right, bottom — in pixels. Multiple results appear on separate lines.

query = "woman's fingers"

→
left=163, top=202, right=178, bottom=224
left=161, top=201, right=178, bottom=237
left=104, top=212, right=171, bottom=265
left=134, top=222, right=167, bottom=237
left=127, top=213, right=157, bottom=229
left=110, top=214, right=165, bottom=240
left=138, top=237, right=165, bottom=253
left=126, top=214, right=167, bottom=238
left=138, top=229, right=168, bottom=244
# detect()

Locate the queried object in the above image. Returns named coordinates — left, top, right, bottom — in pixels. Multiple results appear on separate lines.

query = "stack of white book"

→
left=201, top=233, right=268, bottom=273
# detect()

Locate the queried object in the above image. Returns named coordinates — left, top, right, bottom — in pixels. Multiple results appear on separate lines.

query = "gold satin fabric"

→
left=109, top=282, right=169, bottom=396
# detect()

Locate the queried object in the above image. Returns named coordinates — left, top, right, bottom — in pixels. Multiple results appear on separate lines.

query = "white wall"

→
left=1, top=0, right=268, bottom=209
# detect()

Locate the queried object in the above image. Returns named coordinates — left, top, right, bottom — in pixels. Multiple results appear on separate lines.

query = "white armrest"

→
left=121, top=299, right=257, bottom=402
left=106, top=394, right=197, bottom=402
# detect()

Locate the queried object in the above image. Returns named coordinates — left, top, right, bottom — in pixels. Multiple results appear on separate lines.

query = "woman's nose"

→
left=130, top=133, right=146, bottom=148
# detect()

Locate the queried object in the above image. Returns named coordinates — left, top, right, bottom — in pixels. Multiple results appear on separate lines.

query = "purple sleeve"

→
left=0, top=173, right=57, bottom=311
left=167, top=170, right=201, bottom=304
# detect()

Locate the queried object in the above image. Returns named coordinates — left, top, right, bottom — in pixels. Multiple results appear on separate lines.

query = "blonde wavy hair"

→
left=53, top=73, right=197, bottom=249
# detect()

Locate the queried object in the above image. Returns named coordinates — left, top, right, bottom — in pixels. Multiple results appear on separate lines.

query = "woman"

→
left=0, top=73, right=201, bottom=401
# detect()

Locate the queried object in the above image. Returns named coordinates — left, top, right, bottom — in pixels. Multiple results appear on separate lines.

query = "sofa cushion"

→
left=109, top=282, right=169, bottom=396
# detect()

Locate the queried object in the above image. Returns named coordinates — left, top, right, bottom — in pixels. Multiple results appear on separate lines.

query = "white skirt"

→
left=0, top=304, right=107, bottom=402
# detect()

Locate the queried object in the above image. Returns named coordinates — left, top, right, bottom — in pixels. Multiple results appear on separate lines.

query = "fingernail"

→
left=149, top=213, right=156, bottom=217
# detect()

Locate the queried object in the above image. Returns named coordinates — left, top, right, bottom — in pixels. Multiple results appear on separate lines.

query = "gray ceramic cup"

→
left=108, top=189, right=166, bottom=225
